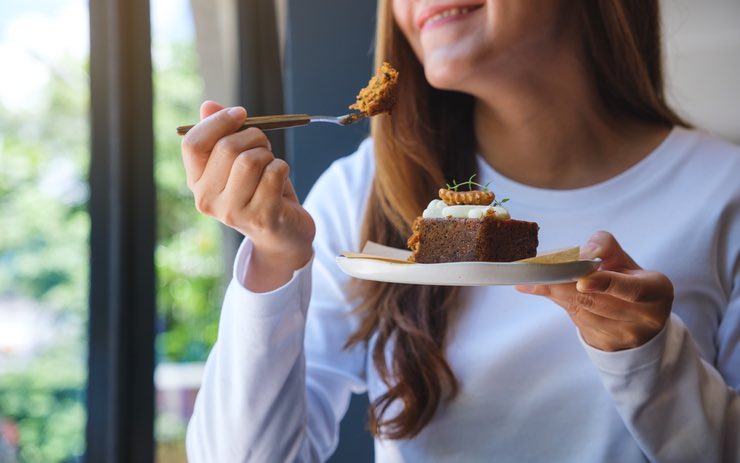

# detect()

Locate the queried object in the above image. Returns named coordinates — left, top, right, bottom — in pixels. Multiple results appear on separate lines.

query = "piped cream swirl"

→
left=422, top=199, right=510, bottom=220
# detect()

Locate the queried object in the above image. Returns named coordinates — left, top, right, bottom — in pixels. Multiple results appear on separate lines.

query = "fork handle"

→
left=176, top=114, right=311, bottom=136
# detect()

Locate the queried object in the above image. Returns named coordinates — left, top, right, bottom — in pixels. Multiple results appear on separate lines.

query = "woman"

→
left=182, top=0, right=740, bottom=461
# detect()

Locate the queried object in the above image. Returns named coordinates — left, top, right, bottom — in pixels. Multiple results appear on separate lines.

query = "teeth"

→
left=427, top=6, right=472, bottom=24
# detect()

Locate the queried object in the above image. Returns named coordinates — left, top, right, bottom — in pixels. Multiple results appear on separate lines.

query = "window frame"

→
left=84, top=0, right=285, bottom=460
left=86, top=0, right=156, bottom=460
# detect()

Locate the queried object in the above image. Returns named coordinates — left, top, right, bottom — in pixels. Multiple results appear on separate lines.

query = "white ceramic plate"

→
left=335, top=256, right=600, bottom=286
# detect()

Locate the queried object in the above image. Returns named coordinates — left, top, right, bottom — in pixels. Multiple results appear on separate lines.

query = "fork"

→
left=176, top=112, right=367, bottom=136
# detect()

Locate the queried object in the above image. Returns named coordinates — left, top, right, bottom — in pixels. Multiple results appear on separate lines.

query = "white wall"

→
left=191, top=0, right=238, bottom=106
left=662, top=0, right=740, bottom=143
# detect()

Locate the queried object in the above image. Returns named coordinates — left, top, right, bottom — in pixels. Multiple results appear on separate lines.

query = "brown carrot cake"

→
left=349, top=61, right=399, bottom=116
left=407, top=183, right=539, bottom=263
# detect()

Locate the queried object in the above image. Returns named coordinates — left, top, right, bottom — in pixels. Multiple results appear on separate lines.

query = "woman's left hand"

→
left=516, top=231, right=674, bottom=352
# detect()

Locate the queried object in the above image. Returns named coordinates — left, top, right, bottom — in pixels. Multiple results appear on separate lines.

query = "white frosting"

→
left=490, top=206, right=510, bottom=219
left=422, top=199, right=447, bottom=218
left=421, top=199, right=510, bottom=219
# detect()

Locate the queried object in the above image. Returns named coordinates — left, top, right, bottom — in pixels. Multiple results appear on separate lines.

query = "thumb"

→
left=200, top=100, right=226, bottom=120
left=581, top=231, right=640, bottom=271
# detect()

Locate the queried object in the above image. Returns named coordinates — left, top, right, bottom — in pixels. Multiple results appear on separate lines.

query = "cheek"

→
left=392, top=0, right=423, bottom=61
left=497, top=1, right=572, bottom=46
left=391, top=0, right=411, bottom=32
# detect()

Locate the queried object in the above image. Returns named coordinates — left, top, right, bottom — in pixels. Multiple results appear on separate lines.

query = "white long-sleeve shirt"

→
left=187, top=127, right=740, bottom=462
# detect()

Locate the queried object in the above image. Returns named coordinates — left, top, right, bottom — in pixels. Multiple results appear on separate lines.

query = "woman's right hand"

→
left=181, top=101, right=316, bottom=292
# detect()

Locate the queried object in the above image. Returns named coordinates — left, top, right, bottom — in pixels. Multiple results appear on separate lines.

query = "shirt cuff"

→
left=226, top=237, right=314, bottom=319
left=580, top=314, right=685, bottom=375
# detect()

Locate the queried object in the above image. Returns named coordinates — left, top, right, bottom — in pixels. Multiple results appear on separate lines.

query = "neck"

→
left=470, top=43, right=670, bottom=189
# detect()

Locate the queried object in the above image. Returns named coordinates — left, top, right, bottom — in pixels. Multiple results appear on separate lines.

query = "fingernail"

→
left=580, top=242, right=601, bottom=259
left=228, top=107, right=246, bottom=120
left=577, top=277, right=604, bottom=293
left=517, top=285, right=535, bottom=293
left=576, top=279, right=593, bottom=292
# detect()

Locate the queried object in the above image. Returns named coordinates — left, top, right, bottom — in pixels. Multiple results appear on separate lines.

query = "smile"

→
left=418, top=4, right=483, bottom=31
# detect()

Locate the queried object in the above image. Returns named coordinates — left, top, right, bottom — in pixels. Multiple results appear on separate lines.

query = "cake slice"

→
left=407, top=185, right=539, bottom=263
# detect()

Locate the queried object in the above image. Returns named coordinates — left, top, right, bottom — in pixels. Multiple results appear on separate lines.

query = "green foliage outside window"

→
left=0, top=38, right=221, bottom=461
left=153, top=42, right=223, bottom=364
left=0, top=47, right=89, bottom=463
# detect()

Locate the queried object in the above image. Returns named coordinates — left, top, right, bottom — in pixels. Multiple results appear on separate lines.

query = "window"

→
left=0, top=1, right=90, bottom=461
left=0, top=1, right=373, bottom=461
left=150, top=1, right=223, bottom=460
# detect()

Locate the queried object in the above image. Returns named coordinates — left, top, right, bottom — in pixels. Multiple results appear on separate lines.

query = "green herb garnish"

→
left=446, top=174, right=491, bottom=192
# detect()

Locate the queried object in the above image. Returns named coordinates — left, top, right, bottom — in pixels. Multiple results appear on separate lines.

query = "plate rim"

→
left=335, top=255, right=600, bottom=286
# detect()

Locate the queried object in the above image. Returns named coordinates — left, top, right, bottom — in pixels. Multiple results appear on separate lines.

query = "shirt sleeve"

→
left=186, top=144, right=373, bottom=462
left=185, top=238, right=318, bottom=462
left=583, top=173, right=740, bottom=463
left=582, top=309, right=740, bottom=463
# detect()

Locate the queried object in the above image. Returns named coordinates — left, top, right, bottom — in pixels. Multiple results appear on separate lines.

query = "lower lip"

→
left=421, top=7, right=482, bottom=32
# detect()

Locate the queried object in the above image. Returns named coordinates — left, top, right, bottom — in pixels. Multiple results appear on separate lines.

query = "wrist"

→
left=254, top=243, right=313, bottom=270
left=243, top=243, right=312, bottom=293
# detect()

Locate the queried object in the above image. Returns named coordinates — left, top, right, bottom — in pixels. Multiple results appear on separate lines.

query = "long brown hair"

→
left=346, top=0, right=687, bottom=440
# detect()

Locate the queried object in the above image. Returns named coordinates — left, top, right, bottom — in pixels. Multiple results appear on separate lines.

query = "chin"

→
left=422, top=59, right=473, bottom=92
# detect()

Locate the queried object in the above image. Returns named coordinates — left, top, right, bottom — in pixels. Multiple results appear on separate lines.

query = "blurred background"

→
left=0, top=0, right=737, bottom=462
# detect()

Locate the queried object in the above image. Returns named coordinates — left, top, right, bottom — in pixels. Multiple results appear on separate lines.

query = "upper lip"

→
left=416, top=2, right=484, bottom=30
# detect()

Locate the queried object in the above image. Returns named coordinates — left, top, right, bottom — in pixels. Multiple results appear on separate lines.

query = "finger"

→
left=576, top=270, right=673, bottom=303
left=519, top=280, right=668, bottom=333
left=517, top=283, right=632, bottom=321
left=198, top=128, right=271, bottom=196
left=580, top=231, right=640, bottom=271
left=250, top=158, right=291, bottom=214
left=255, top=158, right=291, bottom=199
left=282, top=175, right=299, bottom=202
left=200, top=100, right=224, bottom=120
left=181, top=106, right=247, bottom=186
left=221, top=147, right=275, bottom=210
